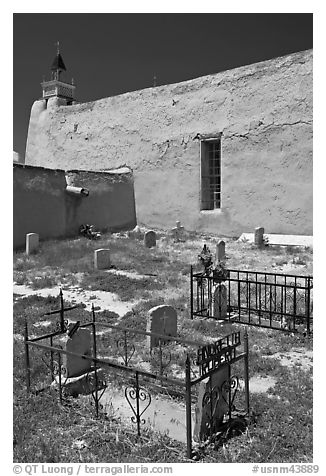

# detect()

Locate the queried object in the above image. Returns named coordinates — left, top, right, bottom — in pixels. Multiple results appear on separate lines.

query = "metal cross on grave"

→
left=44, top=288, right=81, bottom=333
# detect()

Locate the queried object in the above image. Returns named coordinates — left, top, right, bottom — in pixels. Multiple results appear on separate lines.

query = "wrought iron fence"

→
left=190, top=267, right=313, bottom=334
left=23, top=293, right=250, bottom=458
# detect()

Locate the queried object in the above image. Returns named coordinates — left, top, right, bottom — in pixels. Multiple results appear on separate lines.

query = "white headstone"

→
left=94, top=249, right=111, bottom=269
left=146, top=305, right=177, bottom=348
left=26, top=233, right=39, bottom=255
left=216, top=240, right=226, bottom=261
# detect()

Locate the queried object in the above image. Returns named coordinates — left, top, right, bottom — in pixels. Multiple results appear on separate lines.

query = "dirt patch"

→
left=13, top=283, right=139, bottom=317
left=105, top=269, right=152, bottom=280
left=248, top=375, right=277, bottom=393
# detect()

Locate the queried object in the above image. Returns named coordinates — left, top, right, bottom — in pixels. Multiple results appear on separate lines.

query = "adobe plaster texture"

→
left=13, top=164, right=136, bottom=248
left=25, top=50, right=313, bottom=236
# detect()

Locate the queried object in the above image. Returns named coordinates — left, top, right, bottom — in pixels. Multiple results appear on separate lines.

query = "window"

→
left=200, top=138, right=221, bottom=210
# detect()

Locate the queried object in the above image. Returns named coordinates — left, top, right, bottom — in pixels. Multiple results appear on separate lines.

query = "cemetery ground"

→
left=13, top=231, right=313, bottom=463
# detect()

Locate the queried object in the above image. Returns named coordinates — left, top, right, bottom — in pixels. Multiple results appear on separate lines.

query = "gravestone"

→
left=216, top=240, right=225, bottom=261
left=94, top=248, right=111, bottom=269
left=146, top=305, right=177, bottom=348
left=62, top=327, right=92, bottom=378
left=254, top=227, right=265, bottom=246
left=193, top=365, right=229, bottom=441
left=171, top=221, right=185, bottom=242
left=26, top=233, right=39, bottom=255
left=144, top=230, right=156, bottom=248
left=211, top=283, right=228, bottom=319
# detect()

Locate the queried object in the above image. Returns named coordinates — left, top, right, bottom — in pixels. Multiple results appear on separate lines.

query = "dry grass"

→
left=13, top=230, right=313, bottom=463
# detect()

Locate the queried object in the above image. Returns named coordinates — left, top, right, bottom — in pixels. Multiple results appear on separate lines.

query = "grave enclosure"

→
left=24, top=291, right=250, bottom=458
left=190, top=265, right=313, bottom=334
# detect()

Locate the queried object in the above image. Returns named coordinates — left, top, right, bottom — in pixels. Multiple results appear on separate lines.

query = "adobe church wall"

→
left=25, top=49, right=313, bottom=236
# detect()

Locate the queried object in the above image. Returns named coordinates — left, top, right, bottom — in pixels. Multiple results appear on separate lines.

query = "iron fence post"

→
left=158, top=339, right=163, bottom=377
left=24, top=320, right=31, bottom=393
left=124, top=331, right=128, bottom=366
left=92, top=304, right=99, bottom=417
left=227, top=361, right=232, bottom=421
left=185, top=354, right=192, bottom=459
left=243, top=330, right=250, bottom=416
left=135, top=371, right=141, bottom=436
left=59, top=287, right=64, bottom=332
left=50, top=336, right=54, bottom=382
left=57, top=351, right=63, bottom=404
left=190, top=265, right=193, bottom=320
left=238, top=279, right=241, bottom=320
left=306, top=278, right=311, bottom=336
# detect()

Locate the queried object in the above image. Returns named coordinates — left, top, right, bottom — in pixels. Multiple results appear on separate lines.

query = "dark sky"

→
left=13, top=13, right=313, bottom=158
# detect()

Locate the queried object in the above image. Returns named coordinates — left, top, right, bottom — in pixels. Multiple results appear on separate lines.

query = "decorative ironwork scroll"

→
left=202, top=375, right=240, bottom=436
left=86, top=370, right=107, bottom=414
left=150, top=340, right=172, bottom=376
left=221, top=375, right=240, bottom=415
left=125, top=372, right=151, bottom=436
left=116, top=333, right=135, bottom=366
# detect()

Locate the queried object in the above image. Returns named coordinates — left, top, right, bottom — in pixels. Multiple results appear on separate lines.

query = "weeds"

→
left=13, top=231, right=313, bottom=463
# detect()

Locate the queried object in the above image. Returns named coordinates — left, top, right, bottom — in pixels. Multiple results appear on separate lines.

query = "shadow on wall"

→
left=13, top=164, right=137, bottom=249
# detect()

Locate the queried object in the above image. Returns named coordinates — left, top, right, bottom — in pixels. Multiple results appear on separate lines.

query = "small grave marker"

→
left=144, top=230, right=156, bottom=248
left=254, top=227, right=265, bottom=246
left=62, top=326, right=92, bottom=378
left=146, top=305, right=177, bottom=348
left=94, top=249, right=111, bottom=269
left=211, top=283, right=228, bottom=319
left=26, top=233, right=39, bottom=255
left=216, top=239, right=225, bottom=261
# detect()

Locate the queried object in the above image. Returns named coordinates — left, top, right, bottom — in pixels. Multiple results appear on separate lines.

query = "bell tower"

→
left=41, top=42, right=76, bottom=105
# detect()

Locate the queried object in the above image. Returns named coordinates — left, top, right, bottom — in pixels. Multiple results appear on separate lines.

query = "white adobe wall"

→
left=25, top=49, right=313, bottom=236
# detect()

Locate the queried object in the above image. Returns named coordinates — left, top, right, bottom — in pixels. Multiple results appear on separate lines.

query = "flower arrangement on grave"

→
left=198, top=244, right=213, bottom=275
left=212, top=261, right=230, bottom=284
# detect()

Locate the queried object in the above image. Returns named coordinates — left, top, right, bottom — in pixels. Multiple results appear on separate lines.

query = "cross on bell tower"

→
left=41, top=42, right=76, bottom=105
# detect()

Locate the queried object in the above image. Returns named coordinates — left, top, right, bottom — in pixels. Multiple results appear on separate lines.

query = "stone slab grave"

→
left=193, top=364, right=229, bottom=441
left=216, top=239, right=226, bottom=261
left=171, top=220, right=185, bottom=242
left=238, top=233, right=313, bottom=248
left=146, top=305, right=177, bottom=348
left=26, top=233, right=39, bottom=255
left=144, top=230, right=156, bottom=248
left=101, top=382, right=192, bottom=443
left=94, top=248, right=111, bottom=269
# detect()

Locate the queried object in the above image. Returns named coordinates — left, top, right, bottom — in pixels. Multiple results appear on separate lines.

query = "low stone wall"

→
left=13, top=164, right=136, bottom=248
left=65, top=169, right=136, bottom=236
left=13, top=164, right=66, bottom=248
